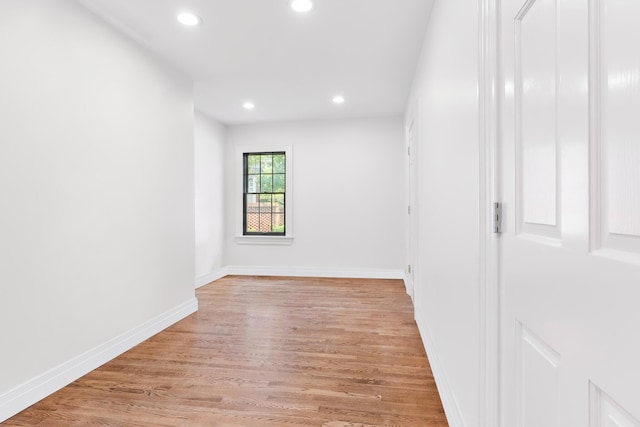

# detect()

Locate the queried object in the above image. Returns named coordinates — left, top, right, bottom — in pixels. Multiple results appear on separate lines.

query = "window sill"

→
left=235, top=235, right=294, bottom=246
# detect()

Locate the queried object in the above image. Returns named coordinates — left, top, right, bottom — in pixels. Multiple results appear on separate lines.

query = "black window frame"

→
left=242, top=151, right=286, bottom=236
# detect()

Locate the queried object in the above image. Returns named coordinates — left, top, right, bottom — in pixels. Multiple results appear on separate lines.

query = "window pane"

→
left=260, top=194, right=272, bottom=212
left=261, top=174, right=273, bottom=192
left=248, top=155, right=260, bottom=174
left=273, top=193, right=284, bottom=234
left=261, top=155, right=273, bottom=174
left=273, top=193, right=285, bottom=207
left=247, top=175, right=260, bottom=193
left=259, top=214, right=272, bottom=232
left=273, top=174, right=285, bottom=193
left=246, top=195, right=259, bottom=216
left=273, top=154, right=285, bottom=173
left=246, top=194, right=259, bottom=232
left=272, top=216, right=284, bottom=233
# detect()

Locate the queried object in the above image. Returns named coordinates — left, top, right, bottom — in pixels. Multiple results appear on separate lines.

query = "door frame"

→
left=479, top=0, right=501, bottom=426
left=405, top=102, right=418, bottom=302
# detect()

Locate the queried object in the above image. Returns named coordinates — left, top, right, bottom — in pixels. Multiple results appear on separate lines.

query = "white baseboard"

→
left=224, top=265, right=404, bottom=280
left=0, top=298, right=198, bottom=423
left=403, top=273, right=414, bottom=302
left=415, top=306, right=465, bottom=427
left=195, top=267, right=229, bottom=288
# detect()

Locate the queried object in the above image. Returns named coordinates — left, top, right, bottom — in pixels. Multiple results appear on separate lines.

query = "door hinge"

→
left=408, top=205, right=412, bottom=215
left=408, top=146, right=411, bottom=156
left=408, top=264, right=412, bottom=274
left=493, top=202, right=503, bottom=234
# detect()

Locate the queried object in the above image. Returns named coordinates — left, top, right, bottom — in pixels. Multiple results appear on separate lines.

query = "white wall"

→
left=407, top=0, right=480, bottom=426
left=224, top=117, right=405, bottom=275
left=194, top=112, right=226, bottom=285
left=0, top=0, right=195, bottom=413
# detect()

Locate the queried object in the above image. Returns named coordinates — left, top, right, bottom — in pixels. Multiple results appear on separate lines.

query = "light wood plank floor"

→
left=5, top=276, right=448, bottom=426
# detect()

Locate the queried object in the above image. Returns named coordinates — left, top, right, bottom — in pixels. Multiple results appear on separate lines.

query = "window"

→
left=235, top=145, right=292, bottom=245
left=243, top=152, right=286, bottom=235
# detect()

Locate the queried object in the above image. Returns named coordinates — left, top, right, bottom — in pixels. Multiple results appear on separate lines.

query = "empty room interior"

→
left=2, top=0, right=640, bottom=426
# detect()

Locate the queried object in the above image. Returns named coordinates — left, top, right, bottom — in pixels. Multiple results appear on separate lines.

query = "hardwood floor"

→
left=5, top=276, right=448, bottom=426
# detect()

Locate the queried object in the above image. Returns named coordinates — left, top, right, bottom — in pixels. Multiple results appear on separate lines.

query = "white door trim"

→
left=478, top=0, right=501, bottom=426
left=405, top=101, right=418, bottom=301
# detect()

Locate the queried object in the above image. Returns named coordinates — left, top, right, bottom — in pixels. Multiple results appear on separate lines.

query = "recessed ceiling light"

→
left=332, top=95, right=345, bottom=104
left=177, top=12, right=201, bottom=26
left=243, top=102, right=256, bottom=110
left=291, top=0, right=313, bottom=13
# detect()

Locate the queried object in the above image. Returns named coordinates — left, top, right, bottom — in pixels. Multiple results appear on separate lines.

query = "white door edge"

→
left=478, top=0, right=502, bottom=425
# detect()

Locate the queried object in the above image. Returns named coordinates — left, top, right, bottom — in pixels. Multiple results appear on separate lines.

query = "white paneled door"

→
left=500, top=0, right=640, bottom=426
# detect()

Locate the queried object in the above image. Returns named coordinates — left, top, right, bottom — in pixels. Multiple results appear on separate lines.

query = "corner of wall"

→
left=195, top=267, right=229, bottom=289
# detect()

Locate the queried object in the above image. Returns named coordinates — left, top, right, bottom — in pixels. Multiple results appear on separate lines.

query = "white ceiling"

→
left=77, top=0, right=433, bottom=125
